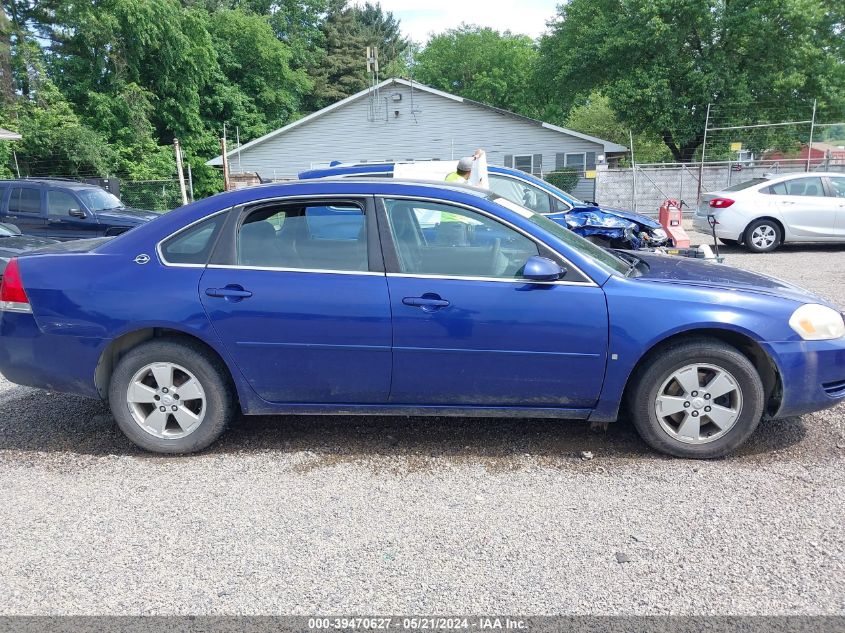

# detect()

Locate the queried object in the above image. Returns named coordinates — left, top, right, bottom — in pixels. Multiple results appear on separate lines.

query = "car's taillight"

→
left=708, top=197, right=735, bottom=209
left=0, top=258, right=32, bottom=313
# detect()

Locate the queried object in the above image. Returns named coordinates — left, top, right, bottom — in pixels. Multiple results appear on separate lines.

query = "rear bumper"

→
left=764, top=338, right=845, bottom=418
left=0, top=311, right=102, bottom=398
left=692, top=214, right=745, bottom=241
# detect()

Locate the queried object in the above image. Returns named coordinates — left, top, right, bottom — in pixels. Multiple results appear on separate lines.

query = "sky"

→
left=361, top=0, right=561, bottom=43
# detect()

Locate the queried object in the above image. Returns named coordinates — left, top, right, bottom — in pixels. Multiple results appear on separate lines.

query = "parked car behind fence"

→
left=694, top=172, right=845, bottom=252
left=0, top=179, right=158, bottom=241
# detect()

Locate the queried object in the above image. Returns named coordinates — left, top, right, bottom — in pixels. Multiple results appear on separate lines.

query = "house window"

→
left=565, top=153, right=586, bottom=171
left=513, top=155, right=534, bottom=174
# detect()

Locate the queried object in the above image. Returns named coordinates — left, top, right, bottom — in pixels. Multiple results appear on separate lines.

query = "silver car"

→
left=693, top=172, right=845, bottom=252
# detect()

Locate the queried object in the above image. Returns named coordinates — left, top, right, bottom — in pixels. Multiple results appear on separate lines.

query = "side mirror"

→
left=68, top=208, right=86, bottom=219
left=522, top=256, right=565, bottom=281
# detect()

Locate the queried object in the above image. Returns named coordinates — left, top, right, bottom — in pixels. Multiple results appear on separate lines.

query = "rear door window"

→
left=238, top=201, right=368, bottom=271
left=8, top=187, right=42, bottom=214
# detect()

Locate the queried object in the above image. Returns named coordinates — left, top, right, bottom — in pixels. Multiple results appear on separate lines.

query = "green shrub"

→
left=545, top=169, right=579, bottom=193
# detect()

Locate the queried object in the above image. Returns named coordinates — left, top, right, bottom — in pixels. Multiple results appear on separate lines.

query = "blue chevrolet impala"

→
left=0, top=180, right=843, bottom=457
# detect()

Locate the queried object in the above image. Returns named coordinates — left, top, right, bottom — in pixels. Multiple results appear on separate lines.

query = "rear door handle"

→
left=403, top=295, right=450, bottom=310
left=205, top=285, right=253, bottom=300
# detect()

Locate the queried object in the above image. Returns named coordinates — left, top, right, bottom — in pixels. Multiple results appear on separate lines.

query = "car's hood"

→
left=96, top=207, right=159, bottom=224
left=574, top=204, right=662, bottom=229
left=631, top=251, right=827, bottom=304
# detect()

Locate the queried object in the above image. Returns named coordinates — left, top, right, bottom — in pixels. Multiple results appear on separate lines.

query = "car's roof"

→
left=237, top=177, right=492, bottom=199
left=765, top=171, right=844, bottom=182
left=299, top=161, right=518, bottom=180
left=0, top=178, right=104, bottom=190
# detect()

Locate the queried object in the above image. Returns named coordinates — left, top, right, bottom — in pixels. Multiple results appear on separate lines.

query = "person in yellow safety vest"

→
left=445, top=156, right=475, bottom=183
left=442, top=153, right=483, bottom=224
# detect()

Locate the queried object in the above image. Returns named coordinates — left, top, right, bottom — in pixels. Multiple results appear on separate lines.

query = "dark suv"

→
left=0, top=179, right=158, bottom=241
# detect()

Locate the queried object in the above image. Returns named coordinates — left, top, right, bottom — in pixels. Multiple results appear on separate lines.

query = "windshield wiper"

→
left=614, top=250, right=647, bottom=277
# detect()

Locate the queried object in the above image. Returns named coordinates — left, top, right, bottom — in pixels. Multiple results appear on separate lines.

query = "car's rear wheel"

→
left=744, top=219, right=782, bottom=253
left=109, top=338, right=237, bottom=453
left=626, top=339, right=765, bottom=458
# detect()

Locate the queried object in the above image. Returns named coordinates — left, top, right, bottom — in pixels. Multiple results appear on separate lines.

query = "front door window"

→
left=384, top=199, right=539, bottom=279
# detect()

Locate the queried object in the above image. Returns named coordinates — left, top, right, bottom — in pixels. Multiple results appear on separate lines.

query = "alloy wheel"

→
left=654, top=363, right=743, bottom=444
left=126, top=362, right=206, bottom=439
left=750, top=224, right=777, bottom=250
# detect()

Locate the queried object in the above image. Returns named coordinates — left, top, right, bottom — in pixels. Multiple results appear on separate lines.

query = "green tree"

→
left=564, top=93, right=672, bottom=163
left=308, top=0, right=369, bottom=109
left=353, top=2, right=410, bottom=76
left=413, top=26, right=539, bottom=117
left=203, top=8, right=310, bottom=136
left=12, top=79, right=118, bottom=177
left=538, top=0, right=845, bottom=162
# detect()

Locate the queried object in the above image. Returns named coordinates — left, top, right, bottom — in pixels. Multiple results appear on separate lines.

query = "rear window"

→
left=160, top=213, right=227, bottom=265
left=722, top=178, right=767, bottom=192
left=8, top=187, right=41, bottom=214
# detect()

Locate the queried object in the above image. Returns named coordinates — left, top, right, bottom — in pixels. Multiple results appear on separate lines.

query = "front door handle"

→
left=205, top=285, right=253, bottom=300
left=403, top=295, right=450, bottom=311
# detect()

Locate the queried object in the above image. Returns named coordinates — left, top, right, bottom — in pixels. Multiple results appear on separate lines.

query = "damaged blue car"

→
left=298, top=161, right=670, bottom=250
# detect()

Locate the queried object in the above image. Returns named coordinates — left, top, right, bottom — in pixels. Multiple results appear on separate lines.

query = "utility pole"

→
left=173, top=138, right=188, bottom=206
left=236, top=126, right=242, bottom=174
left=696, top=103, right=711, bottom=207
left=187, top=164, right=194, bottom=202
left=629, top=129, right=637, bottom=212
left=806, top=99, right=817, bottom=172
left=220, top=135, right=230, bottom=192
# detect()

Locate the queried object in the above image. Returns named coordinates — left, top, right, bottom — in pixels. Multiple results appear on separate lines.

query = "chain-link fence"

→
left=119, top=179, right=185, bottom=212
left=595, top=159, right=845, bottom=215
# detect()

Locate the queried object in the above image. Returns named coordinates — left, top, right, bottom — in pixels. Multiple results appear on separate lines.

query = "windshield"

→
left=79, top=189, right=123, bottom=212
left=491, top=196, right=631, bottom=276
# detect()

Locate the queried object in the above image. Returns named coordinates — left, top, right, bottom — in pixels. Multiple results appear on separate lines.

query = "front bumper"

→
left=764, top=337, right=845, bottom=418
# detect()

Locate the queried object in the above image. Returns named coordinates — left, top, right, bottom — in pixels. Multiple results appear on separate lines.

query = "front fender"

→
left=591, top=276, right=800, bottom=421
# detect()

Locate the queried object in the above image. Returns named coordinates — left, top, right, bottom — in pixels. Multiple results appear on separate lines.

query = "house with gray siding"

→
left=207, top=78, right=626, bottom=199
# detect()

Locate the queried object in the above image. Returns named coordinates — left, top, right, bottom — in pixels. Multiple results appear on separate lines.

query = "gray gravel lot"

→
left=0, top=231, right=843, bottom=616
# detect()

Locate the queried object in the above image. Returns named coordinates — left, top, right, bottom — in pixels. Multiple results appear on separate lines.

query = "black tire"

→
left=626, top=338, right=765, bottom=459
left=743, top=219, right=782, bottom=253
left=719, top=238, right=738, bottom=246
left=108, top=337, right=237, bottom=454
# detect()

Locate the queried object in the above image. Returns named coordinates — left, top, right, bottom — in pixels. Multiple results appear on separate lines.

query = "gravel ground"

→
left=0, top=231, right=843, bottom=616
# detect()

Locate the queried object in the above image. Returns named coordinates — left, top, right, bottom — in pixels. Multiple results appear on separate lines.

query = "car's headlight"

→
left=789, top=304, right=845, bottom=341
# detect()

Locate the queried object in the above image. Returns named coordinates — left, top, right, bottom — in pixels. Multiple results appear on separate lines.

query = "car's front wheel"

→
left=626, top=339, right=765, bottom=458
left=109, top=338, right=237, bottom=453
left=744, top=219, right=782, bottom=253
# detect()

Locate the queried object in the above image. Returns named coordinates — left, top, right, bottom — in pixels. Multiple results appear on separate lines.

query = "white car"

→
left=693, top=172, right=845, bottom=252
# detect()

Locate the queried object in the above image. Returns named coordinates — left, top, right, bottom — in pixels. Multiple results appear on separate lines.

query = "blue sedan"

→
left=0, top=180, right=843, bottom=457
